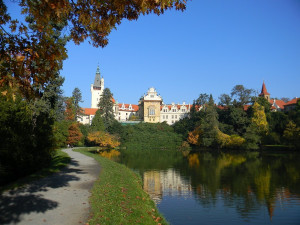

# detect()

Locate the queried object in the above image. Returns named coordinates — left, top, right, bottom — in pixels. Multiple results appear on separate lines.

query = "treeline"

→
left=0, top=77, right=65, bottom=185
left=173, top=85, right=300, bottom=150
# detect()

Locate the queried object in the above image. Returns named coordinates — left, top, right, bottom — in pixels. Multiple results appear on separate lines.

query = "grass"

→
left=0, top=148, right=71, bottom=193
left=75, top=147, right=169, bottom=225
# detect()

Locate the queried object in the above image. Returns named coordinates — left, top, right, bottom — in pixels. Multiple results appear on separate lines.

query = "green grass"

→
left=75, top=147, right=169, bottom=225
left=0, top=149, right=70, bottom=193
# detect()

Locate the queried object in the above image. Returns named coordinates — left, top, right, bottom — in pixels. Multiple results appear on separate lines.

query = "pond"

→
left=99, top=149, right=300, bottom=225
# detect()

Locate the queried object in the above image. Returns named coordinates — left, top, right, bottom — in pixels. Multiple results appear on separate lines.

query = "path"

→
left=0, top=148, right=101, bottom=225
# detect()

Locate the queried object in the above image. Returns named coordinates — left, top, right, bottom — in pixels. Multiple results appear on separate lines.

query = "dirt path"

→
left=0, top=148, right=101, bottom=225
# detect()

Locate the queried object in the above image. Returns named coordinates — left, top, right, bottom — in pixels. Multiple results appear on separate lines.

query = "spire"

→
left=93, top=65, right=101, bottom=87
left=259, top=81, right=270, bottom=96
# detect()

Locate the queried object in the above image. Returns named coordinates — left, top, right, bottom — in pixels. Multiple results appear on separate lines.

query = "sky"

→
left=5, top=0, right=300, bottom=108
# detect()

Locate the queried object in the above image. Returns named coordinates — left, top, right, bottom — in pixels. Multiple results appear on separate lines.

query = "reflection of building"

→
left=143, top=169, right=192, bottom=203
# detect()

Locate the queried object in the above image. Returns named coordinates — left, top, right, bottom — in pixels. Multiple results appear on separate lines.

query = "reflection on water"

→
left=102, top=149, right=300, bottom=225
left=143, top=169, right=192, bottom=204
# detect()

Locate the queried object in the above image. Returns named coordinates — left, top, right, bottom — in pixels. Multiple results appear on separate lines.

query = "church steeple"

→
left=93, top=65, right=101, bottom=87
left=91, top=65, right=104, bottom=108
left=259, top=81, right=270, bottom=101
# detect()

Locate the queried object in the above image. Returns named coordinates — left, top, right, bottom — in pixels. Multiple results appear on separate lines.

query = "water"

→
left=100, top=149, right=300, bottom=225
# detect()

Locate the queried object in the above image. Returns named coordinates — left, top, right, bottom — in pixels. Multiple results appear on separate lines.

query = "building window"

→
left=149, top=108, right=155, bottom=115
left=182, top=109, right=186, bottom=112
left=175, top=115, right=177, bottom=119
left=166, top=115, right=168, bottom=119
left=172, top=120, right=174, bottom=124
left=172, top=109, right=176, bottom=112
left=172, top=115, right=174, bottom=119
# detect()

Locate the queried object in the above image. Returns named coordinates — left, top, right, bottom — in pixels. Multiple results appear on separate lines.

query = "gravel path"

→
left=0, top=148, right=101, bottom=225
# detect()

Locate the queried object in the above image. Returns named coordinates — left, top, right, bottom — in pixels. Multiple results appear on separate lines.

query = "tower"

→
left=91, top=65, right=104, bottom=108
left=139, top=87, right=162, bottom=123
left=259, top=81, right=270, bottom=101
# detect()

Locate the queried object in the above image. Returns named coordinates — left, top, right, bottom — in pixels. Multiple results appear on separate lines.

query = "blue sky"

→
left=5, top=0, right=300, bottom=108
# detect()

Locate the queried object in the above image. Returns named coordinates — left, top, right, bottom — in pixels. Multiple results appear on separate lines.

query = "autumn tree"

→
left=65, top=97, right=75, bottom=121
left=0, top=0, right=188, bottom=97
left=251, top=102, right=268, bottom=135
left=67, top=122, right=83, bottom=146
left=87, top=131, right=120, bottom=149
left=187, top=126, right=203, bottom=146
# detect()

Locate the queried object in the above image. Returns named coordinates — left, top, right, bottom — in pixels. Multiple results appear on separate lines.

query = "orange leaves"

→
left=67, top=122, right=83, bottom=145
left=187, top=126, right=203, bottom=146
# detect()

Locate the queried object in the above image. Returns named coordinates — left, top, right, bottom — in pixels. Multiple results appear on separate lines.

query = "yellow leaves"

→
left=88, top=131, right=120, bottom=149
left=252, top=102, right=268, bottom=134
left=217, top=130, right=245, bottom=149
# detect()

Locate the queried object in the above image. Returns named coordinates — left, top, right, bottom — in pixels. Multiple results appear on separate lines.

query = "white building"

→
left=78, top=66, right=198, bottom=125
left=90, top=66, right=104, bottom=108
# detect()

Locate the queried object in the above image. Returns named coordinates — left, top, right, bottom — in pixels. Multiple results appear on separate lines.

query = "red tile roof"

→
left=269, top=99, right=286, bottom=109
left=82, top=108, right=98, bottom=115
left=118, top=104, right=139, bottom=112
left=285, top=98, right=300, bottom=106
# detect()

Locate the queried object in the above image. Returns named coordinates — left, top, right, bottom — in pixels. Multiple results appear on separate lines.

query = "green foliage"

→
left=0, top=94, right=55, bottom=185
left=283, top=121, right=300, bottom=149
left=53, top=120, right=71, bottom=147
left=200, top=102, right=219, bottom=148
left=72, top=87, right=83, bottom=120
left=91, top=110, right=105, bottom=131
left=243, top=124, right=261, bottom=149
left=231, top=85, right=254, bottom=107
left=121, top=123, right=183, bottom=150
left=98, top=88, right=117, bottom=130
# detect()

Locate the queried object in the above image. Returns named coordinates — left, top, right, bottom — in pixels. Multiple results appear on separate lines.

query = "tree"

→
left=200, top=95, right=219, bottom=147
left=195, top=93, right=209, bottom=106
left=218, top=93, right=232, bottom=107
left=283, top=121, right=300, bottom=149
left=67, top=122, right=83, bottom=146
left=91, top=110, right=105, bottom=132
left=65, top=97, right=75, bottom=121
left=0, top=0, right=187, bottom=97
left=231, top=85, right=254, bottom=107
left=72, top=87, right=83, bottom=120
left=187, top=126, right=203, bottom=146
left=98, top=88, right=116, bottom=130
left=251, top=102, right=268, bottom=135
left=87, top=131, right=120, bottom=149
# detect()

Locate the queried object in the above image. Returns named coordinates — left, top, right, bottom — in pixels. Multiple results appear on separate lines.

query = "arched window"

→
left=149, top=108, right=155, bottom=116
